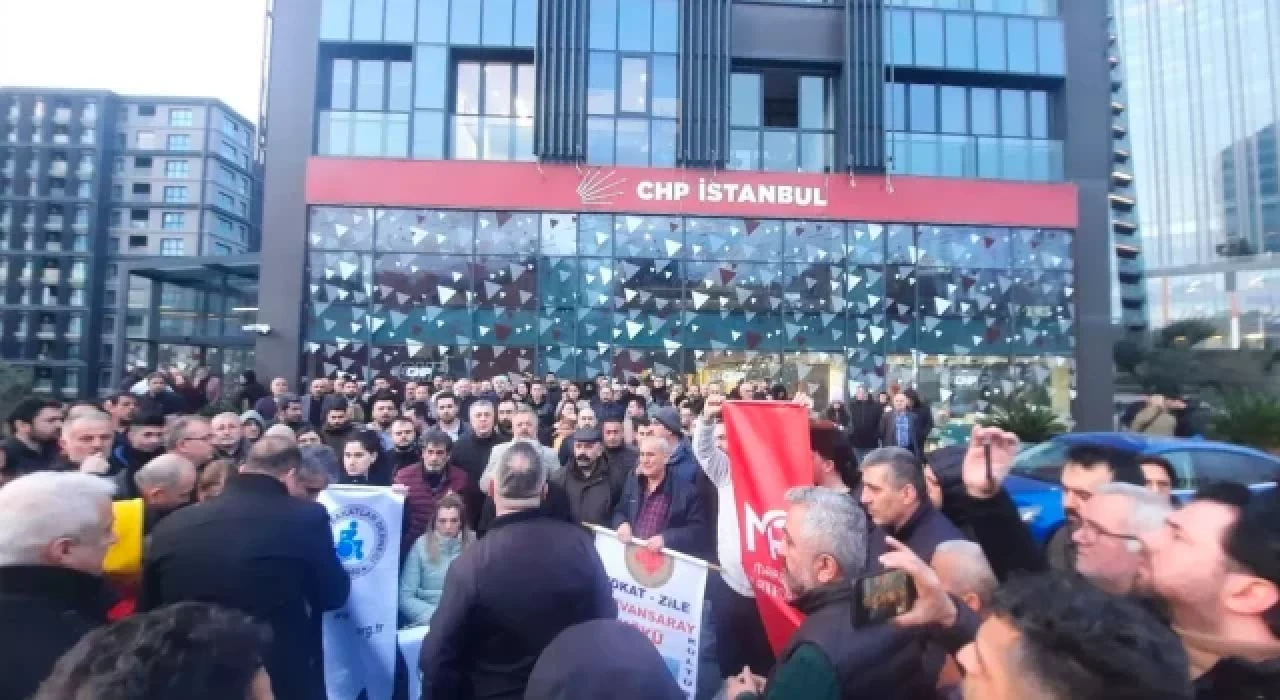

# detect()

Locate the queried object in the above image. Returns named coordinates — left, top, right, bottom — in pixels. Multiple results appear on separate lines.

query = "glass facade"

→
left=884, top=6, right=1064, bottom=75
left=1119, top=0, right=1280, bottom=345
left=306, top=206, right=1075, bottom=422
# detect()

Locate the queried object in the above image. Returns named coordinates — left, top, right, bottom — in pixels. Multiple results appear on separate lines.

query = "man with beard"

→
left=2, top=397, right=64, bottom=477
left=340, top=378, right=366, bottom=424
left=496, top=398, right=519, bottom=440
left=1049, top=444, right=1145, bottom=570
left=552, top=426, right=628, bottom=527
left=450, top=400, right=507, bottom=529
left=432, top=392, right=467, bottom=442
left=366, top=392, right=399, bottom=450
left=137, top=373, right=184, bottom=418
left=388, top=417, right=422, bottom=470
left=724, top=486, right=936, bottom=700
left=1140, top=483, right=1280, bottom=698
left=274, top=394, right=306, bottom=434
left=394, top=428, right=470, bottom=555
left=210, top=412, right=249, bottom=464
left=592, top=385, right=626, bottom=424
left=408, top=383, right=434, bottom=427
left=108, top=412, right=167, bottom=499
left=1071, top=482, right=1171, bottom=597
left=56, top=412, right=114, bottom=473
left=599, top=418, right=638, bottom=474
left=300, top=378, right=333, bottom=430
left=319, top=399, right=357, bottom=453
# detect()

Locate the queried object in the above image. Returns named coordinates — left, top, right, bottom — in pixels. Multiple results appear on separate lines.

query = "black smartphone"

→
left=851, top=570, right=918, bottom=627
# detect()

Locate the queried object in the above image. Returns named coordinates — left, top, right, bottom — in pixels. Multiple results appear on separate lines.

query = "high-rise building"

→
left=1117, top=0, right=1280, bottom=347
left=255, top=0, right=1117, bottom=428
left=0, top=88, right=259, bottom=397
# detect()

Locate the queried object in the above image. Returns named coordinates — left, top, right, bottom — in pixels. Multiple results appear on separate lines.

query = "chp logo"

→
left=624, top=544, right=675, bottom=588
left=743, top=504, right=787, bottom=561
left=330, top=504, right=389, bottom=578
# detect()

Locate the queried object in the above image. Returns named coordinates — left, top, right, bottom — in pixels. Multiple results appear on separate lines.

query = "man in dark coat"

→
left=552, top=427, right=629, bottom=527
left=612, top=436, right=710, bottom=560
left=140, top=437, right=350, bottom=700
left=2, top=397, right=64, bottom=478
left=878, top=392, right=925, bottom=457
left=420, top=442, right=616, bottom=700
left=107, top=412, right=167, bottom=500
left=525, top=620, right=684, bottom=700
left=859, top=447, right=965, bottom=567
left=0, top=472, right=117, bottom=700
left=847, top=385, right=883, bottom=462
left=136, top=373, right=185, bottom=418
left=600, top=418, right=638, bottom=474
left=450, top=399, right=508, bottom=529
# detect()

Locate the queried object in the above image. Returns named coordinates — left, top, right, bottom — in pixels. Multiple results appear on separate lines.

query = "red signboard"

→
left=306, top=158, right=1079, bottom=228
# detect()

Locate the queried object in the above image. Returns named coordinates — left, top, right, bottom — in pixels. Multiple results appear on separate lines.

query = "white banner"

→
left=592, top=529, right=708, bottom=698
left=320, top=485, right=405, bottom=700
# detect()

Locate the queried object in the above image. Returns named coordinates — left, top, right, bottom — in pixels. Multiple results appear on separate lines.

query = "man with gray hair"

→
left=1070, top=481, right=1173, bottom=596
left=0, top=471, right=117, bottom=699
left=133, top=454, right=197, bottom=516
left=421, top=441, right=615, bottom=700
left=724, top=485, right=935, bottom=699
left=164, top=416, right=215, bottom=470
left=859, top=446, right=965, bottom=566
left=209, top=412, right=248, bottom=464
left=450, top=399, right=509, bottom=528
left=933, top=540, right=998, bottom=616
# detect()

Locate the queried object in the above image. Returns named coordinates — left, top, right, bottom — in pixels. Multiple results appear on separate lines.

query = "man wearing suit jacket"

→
left=140, top=437, right=350, bottom=700
left=879, top=393, right=924, bottom=457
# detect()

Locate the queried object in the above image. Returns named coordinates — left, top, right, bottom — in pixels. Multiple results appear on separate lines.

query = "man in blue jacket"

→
left=612, top=436, right=709, bottom=560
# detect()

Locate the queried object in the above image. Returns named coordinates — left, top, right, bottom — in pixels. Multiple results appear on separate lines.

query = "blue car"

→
left=1007, top=432, right=1280, bottom=543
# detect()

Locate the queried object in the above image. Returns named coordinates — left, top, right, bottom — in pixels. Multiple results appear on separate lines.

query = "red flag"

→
left=723, top=400, right=811, bottom=652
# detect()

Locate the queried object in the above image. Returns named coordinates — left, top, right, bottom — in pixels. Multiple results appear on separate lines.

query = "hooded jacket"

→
left=525, top=620, right=684, bottom=700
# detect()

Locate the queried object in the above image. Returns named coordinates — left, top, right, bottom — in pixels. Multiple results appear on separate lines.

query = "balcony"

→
left=49, top=161, right=68, bottom=177
left=76, top=164, right=94, bottom=178
left=71, top=219, right=88, bottom=233
left=41, top=270, right=61, bottom=285
left=5, top=106, right=18, bottom=121
left=13, top=324, right=28, bottom=338
left=886, top=133, right=1065, bottom=183
left=36, top=325, right=56, bottom=340
left=53, top=108, right=72, bottom=124
left=1112, top=123, right=1127, bottom=138
left=1114, top=148, right=1130, bottom=163
left=1111, top=101, right=1125, bottom=114
left=0, top=162, right=13, bottom=177
left=1113, top=218, right=1138, bottom=233
left=17, top=269, right=33, bottom=284
left=1111, top=170, right=1133, bottom=186
left=1109, top=193, right=1136, bottom=209
left=44, top=216, right=64, bottom=230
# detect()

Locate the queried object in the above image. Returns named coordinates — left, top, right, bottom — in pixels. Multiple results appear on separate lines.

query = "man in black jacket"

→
left=0, top=472, right=117, bottom=700
left=107, top=412, right=167, bottom=500
left=600, top=418, right=638, bottom=474
left=553, top=426, right=628, bottom=527
left=451, top=399, right=508, bottom=529
left=421, top=442, right=616, bottom=700
left=860, top=447, right=965, bottom=567
left=2, top=397, right=64, bottom=478
left=1140, top=484, right=1280, bottom=699
left=140, top=437, right=350, bottom=700
left=847, top=385, right=883, bottom=462
left=137, top=373, right=184, bottom=418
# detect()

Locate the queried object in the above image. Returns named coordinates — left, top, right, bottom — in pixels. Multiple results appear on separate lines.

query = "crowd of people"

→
left=0, top=366, right=1275, bottom=700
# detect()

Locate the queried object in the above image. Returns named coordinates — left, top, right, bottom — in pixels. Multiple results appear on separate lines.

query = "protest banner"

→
left=722, top=401, right=812, bottom=652
left=590, top=525, right=708, bottom=699
left=319, top=485, right=405, bottom=700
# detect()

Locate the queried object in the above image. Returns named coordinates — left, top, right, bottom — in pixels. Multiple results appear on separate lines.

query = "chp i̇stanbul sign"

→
left=306, top=160, right=1080, bottom=228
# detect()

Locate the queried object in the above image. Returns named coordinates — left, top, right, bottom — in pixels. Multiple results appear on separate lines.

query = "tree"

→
left=1114, top=318, right=1278, bottom=397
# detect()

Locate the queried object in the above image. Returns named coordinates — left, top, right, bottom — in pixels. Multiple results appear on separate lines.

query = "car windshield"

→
left=1012, top=440, right=1070, bottom=483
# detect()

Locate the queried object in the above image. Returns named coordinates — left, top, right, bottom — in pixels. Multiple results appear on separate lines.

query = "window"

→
left=159, top=238, right=185, bottom=256
left=586, top=0, right=678, bottom=167
left=168, top=108, right=193, bottom=127
left=216, top=191, right=235, bottom=210
left=137, top=105, right=156, bottom=117
left=164, top=160, right=189, bottom=178
left=134, top=156, right=152, bottom=171
left=318, top=57, right=413, bottom=158
left=161, top=212, right=185, bottom=230
left=136, top=131, right=155, bottom=149
left=163, top=186, right=188, bottom=203
left=132, top=183, right=151, bottom=199
left=103, top=315, right=116, bottom=333
left=129, top=209, right=149, bottom=228
left=109, top=210, right=122, bottom=227
left=729, top=71, right=835, bottom=173
left=112, top=156, right=124, bottom=174
left=128, top=235, right=147, bottom=249
left=451, top=60, right=535, bottom=161
left=104, top=290, right=117, bottom=307
left=213, top=242, right=232, bottom=255
left=167, top=134, right=191, bottom=150
left=108, top=236, right=120, bottom=252
left=76, top=182, right=91, bottom=198
left=1189, top=452, right=1279, bottom=488
left=114, top=132, right=126, bottom=149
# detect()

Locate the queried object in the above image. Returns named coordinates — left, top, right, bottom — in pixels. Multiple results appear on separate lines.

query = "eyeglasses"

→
left=1077, top=518, right=1142, bottom=548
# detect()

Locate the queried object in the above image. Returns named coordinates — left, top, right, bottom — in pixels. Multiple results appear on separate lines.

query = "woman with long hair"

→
left=340, top=430, right=392, bottom=486
left=399, top=494, right=475, bottom=628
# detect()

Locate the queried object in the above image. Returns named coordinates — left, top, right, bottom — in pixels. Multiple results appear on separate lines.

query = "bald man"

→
left=58, top=411, right=114, bottom=472
left=932, top=539, right=998, bottom=616
left=133, top=454, right=197, bottom=515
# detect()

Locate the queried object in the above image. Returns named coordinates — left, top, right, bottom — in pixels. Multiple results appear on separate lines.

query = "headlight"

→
left=1018, top=506, right=1042, bottom=523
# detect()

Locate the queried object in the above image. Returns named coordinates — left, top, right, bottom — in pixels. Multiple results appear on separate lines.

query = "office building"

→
left=0, top=88, right=259, bottom=396
left=1117, top=0, right=1280, bottom=346
left=256, top=0, right=1116, bottom=428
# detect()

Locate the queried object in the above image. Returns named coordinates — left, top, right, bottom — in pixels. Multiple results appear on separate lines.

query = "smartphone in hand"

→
left=851, top=569, right=918, bottom=627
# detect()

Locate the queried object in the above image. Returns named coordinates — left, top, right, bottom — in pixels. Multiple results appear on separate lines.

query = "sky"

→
left=0, top=0, right=269, bottom=120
